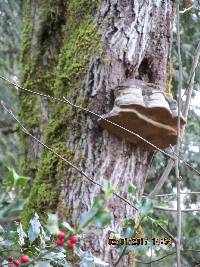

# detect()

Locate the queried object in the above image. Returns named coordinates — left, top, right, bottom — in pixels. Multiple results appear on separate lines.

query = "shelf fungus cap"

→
left=99, top=79, right=186, bottom=150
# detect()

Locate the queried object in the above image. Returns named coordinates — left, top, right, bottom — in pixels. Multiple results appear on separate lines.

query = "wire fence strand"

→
left=0, top=75, right=175, bottom=159
left=0, top=99, right=138, bottom=211
left=1, top=75, right=200, bottom=177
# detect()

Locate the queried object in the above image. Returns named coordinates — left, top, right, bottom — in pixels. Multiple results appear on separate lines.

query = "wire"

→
left=1, top=75, right=200, bottom=176
left=0, top=75, right=175, bottom=159
left=0, top=99, right=138, bottom=211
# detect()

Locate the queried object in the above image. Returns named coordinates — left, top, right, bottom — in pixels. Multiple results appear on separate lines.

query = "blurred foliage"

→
left=0, top=0, right=22, bottom=176
left=0, top=168, right=29, bottom=229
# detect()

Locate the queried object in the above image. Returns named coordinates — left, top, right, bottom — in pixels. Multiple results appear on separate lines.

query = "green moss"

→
left=21, top=0, right=101, bottom=226
left=21, top=0, right=31, bottom=64
left=55, top=19, right=101, bottom=98
left=37, top=1, right=67, bottom=47
left=76, top=96, right=89, bottom=109
left=19, top=0, right=66, bottom=177
left=21, top=141, right=75, bottom=227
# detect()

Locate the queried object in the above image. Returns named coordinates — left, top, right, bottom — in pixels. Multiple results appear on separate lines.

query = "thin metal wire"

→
left=0, top=75, right=175, bottom=159
left=1, top=75, right=200, bottom=177
left=0, top=99, right=138, bottom=211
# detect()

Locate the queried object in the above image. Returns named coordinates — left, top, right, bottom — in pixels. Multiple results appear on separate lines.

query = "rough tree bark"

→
left=19, top=0, right=176, bottom=266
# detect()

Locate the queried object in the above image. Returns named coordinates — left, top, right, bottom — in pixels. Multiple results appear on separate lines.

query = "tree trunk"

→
left=20, top=0, right=176, bottom=265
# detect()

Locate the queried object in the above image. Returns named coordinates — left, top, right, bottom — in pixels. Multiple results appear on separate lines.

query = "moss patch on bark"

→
left=20, top=0, right=101, bottom=226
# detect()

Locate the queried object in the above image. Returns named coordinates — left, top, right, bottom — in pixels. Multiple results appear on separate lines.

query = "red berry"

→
left=20, top=255, right=29, bottom=264
left=69, top=235, right=78, bottom=244
left=57, top=231, right=65, bottom=240
left=13, top=260, right=20, bottom=267
left=67, top=241, right=73, bottom=249
left=56, top=239, right=64, bottom=246
left=8, top=257, right=13, bottom=262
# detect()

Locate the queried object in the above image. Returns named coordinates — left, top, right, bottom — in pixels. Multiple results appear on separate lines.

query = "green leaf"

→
left=40, top=226, right=50, bottom=248
left=5, top=169, right=30, bottom=187
left=47, top=214, right=58, bottom=225
left=74, top=246, right=84, bottom=257
left=147, top=217, right=168, bottom=226
left=17, top=223, right=27, bottom=245
left=132, top=199, right=140, bottom=208
left=123, top=218, right=135, bottom=228
left=35, top=261, right=52, bottom=267
left=80, top=196, right=112, bottom=229
left=140, top=198, right=153, bottom=216
left=92, top=209, right=112, bottom=227
left=28, top=213, right=41, bottom=242
left=123, top=226, right=135, bottom=238
left=79, top=251, right=109, bottom=267
left=79, top=207, right=99, bottom=228
left=62, top=222, right=75, bottom=232
left=5, top=169, right=15, bottom=185
left=80, top=251, right=95, bottom=267
left=46, top=214, right=59, bottom=235
left=128, top=184, right=137, bottom=197
left=156, top=219, right=168, bottom=226
left=102, top=179, right=110, bottom=192
left=102, top=179, right=117, bottom=198
left=15, top=176, right=30, bottom=186
left=0, top=199, right=26, bottom=218
left=43, top=252, right=70, bottom=266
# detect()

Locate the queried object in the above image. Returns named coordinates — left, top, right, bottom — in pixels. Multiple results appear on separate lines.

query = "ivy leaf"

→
left=15, top=176, right=30, bottom=186
left=5, top=169, right=16, bottom=185
left=17, top=223, right=27, bottom=245
left=28, top=213, right=41, bottom=242
left=5, top=169, right=30, bottom=187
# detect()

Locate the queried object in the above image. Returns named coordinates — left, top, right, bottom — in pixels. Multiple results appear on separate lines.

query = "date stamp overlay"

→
left=108, top=236, right=173, bottom=246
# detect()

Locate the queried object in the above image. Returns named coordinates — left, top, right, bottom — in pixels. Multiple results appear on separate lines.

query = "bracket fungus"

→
left=99, top=79, right=186, bottom=150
